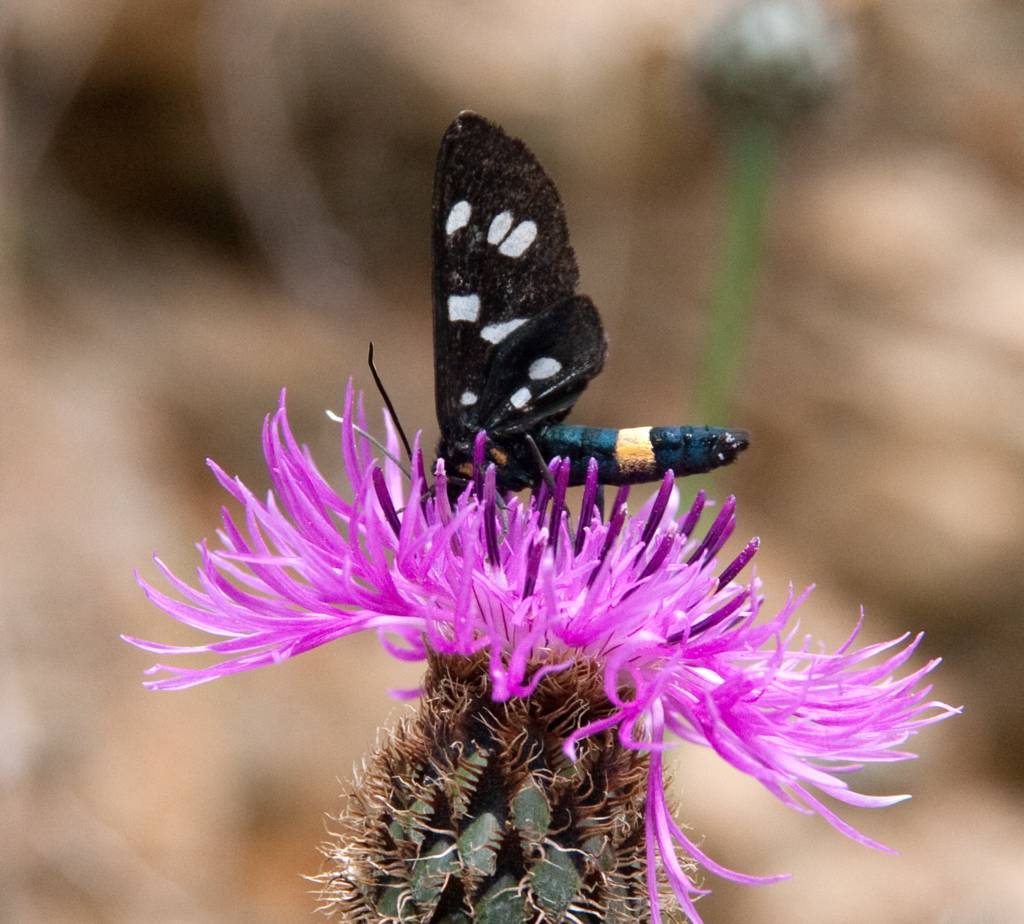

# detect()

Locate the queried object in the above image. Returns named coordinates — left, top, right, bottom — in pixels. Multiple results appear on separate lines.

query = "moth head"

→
left=436, top=431, right=535, bottom=495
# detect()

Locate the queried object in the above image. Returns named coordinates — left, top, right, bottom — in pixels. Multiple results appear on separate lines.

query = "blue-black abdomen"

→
left=537, top=424, right=749, bottom=486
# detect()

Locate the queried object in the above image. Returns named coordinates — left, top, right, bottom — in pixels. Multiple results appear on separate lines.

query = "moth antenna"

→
left=524, top=434, right=557, bottom=492
left=367, top=342, right=414, bottom=462
left=325, top=410, right=412, bottom=481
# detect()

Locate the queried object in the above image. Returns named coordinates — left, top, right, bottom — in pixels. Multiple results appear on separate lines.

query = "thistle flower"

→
left=128, top=383, right=956, bottom=923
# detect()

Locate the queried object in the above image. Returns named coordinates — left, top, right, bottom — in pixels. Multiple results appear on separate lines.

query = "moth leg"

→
left=524, top=434, right=557, bottom=492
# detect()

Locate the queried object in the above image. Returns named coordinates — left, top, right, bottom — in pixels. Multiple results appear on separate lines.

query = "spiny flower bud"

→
left=697, top=0, right=851, bottom=126
left=316, top=653, right=687, bottom=922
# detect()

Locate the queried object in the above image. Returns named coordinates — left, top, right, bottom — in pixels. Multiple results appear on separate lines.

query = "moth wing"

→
left=478, top=295, right=607, bottom=437
left=432, top=112, right=581, bottom=444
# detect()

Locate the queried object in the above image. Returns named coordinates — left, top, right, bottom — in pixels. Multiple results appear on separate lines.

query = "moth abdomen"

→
left=538, top=424, right=749, bottom=486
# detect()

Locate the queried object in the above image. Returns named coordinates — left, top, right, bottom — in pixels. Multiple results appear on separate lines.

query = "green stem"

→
left=699, top=117, right=779, bottom=424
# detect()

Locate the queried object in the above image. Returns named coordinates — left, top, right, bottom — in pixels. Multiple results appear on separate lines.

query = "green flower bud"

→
left=697, top=0, right=850, bottom=126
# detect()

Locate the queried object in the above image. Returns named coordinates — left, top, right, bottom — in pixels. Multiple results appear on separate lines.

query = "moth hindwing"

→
left=431, top=111, right=607, bottom=490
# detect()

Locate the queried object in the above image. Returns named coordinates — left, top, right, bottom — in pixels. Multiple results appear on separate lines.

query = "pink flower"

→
left=128, top=383, right=957, bottom=922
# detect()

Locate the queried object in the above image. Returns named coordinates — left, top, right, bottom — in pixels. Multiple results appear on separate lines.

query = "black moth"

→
left=432, top=112, right=748, bottom=493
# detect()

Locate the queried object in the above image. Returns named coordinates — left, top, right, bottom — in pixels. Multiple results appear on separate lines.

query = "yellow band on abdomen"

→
left=614, top=427, right=654, bottom=474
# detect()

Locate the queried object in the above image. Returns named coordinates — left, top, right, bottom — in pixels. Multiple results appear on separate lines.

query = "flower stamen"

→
left=574, top=457, right=601, bottom=555
left=718, top=536, right=760, bottom=588
left=371, top=467, right=402, bottom=538
left=640, top=470, right=676, bottom=548
left=687, top=495, right=737, bottom=565
left=588, top=484, right=631, bottom=588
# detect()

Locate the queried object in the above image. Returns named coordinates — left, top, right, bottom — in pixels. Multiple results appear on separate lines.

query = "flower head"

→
left=697, top=0, right=851, bottom=127
left=129, top=383, right=956, bottom=922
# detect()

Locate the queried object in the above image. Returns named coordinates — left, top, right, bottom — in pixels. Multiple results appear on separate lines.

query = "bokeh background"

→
left=2, top=1, right=1021, bottom=921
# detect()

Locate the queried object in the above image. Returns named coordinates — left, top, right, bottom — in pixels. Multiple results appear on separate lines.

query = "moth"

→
left=432, top=111, right=748, bottom=492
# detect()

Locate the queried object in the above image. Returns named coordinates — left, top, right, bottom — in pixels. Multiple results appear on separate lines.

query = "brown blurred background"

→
left=1, top=1, right=1021, bottom=922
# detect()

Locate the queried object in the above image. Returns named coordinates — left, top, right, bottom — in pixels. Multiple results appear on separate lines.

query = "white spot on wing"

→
left=509, top=387, right=531, bottom=409
left=445, top=200, right=471, bottom=235
left=447, top=294, right=480, bottom=323
left=528, top=357, right=562, bottom=380
left=460, top=390, right=478, bottom=406
left=487, top=211, right=513, bottom=245
left=480, top=318, right=527, bottom=344
left=498, top=220, right=537, bottom=257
